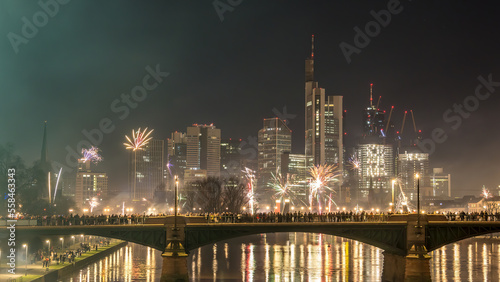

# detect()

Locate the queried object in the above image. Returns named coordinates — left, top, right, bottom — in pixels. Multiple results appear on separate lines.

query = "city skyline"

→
left=1, top=1, right=499, bottom=197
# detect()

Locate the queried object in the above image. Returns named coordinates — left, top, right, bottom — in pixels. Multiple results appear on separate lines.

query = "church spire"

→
left=41, top=121, right=48, bottom=165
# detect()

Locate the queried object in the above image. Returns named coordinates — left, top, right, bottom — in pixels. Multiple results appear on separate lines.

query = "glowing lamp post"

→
left=46, top=240, right=50, bottom=254
left=416, top=173, right=421, bottom=229
left=174, top=175, right=179, bottom=230
left=391, top=179, right=396, bottom=211
left=23, top=244, right=28, bottom=276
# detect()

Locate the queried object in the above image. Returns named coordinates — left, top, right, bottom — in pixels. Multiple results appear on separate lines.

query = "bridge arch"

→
left=17, top=225, right=167, bottom=252
left=185, top=223, right=408, bottom=256
left=426, top=222, right=500, bottom=252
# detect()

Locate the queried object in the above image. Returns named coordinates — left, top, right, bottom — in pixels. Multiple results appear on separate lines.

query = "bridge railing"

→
left=205, top=212, right=390, bottom=223
left=6, top=211, right=500, bottom=226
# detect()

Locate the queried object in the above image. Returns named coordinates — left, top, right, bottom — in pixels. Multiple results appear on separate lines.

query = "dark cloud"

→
left=1, top=0, right=499, bottom=195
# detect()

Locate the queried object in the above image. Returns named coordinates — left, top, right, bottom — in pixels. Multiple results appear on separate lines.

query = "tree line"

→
left=183, top=176, right=250, bottom=213
left=0, top=143, right=75, bottom=216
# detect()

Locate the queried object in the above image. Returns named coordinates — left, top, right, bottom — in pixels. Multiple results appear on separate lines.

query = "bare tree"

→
left=195, top=177, right=225, bottom=213
left=183, top=187, right=197, bottom=212
left=223, top=177, right=249, bottom=213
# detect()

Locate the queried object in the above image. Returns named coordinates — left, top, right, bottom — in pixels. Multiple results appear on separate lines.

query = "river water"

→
left=59, top=232, right=500, bottom=281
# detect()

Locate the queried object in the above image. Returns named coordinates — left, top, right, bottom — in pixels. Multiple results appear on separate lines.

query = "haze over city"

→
left=2, top=1, right=500, bottom=281
left=0, top=1, right=499, bottom=196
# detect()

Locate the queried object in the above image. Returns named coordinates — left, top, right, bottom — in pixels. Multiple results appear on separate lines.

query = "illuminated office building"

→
left=398, top=149, right=430, bottom=201
left=128, top=139, right=164, bottom=201
left=75, top=159, right=108, bottom=210
left=257, top=117, right=292, bottom=200
left=356, top=143, right=394, bottom=199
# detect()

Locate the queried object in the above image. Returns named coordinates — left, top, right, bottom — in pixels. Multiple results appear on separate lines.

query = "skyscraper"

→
left=75, top=159, right=108, bottom=210
left=304, top=36, right=344, bottom=173
left=281, top=152, right=308, bottom=205
left=257, top=117, right=292, bottom=201
left=167, top=131, right=187, bottom=180
left=431, top=168, right=451, bottom=198
left=362, top=84, right=385, bottom=137
left=220, top=138, right=242, bottom=177
left=186, top=124, right=221, bottom=177
left=128, top=139, right=164, bottom=201
left=398, top=149, right=430, bottom=202
left=356, top=142, right=394, bottom=200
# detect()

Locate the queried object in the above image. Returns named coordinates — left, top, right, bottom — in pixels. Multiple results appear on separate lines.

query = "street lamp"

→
left=23, top=244, right=28, bottom=276
left=60, top=237, right=64, bottom=250
left=416, top=173, right=421, bottom=228
left=174, top=175, right=179, bottom=230
left=46, top=240, right=50, bottom=254
left=391, top=179, right=396, bottom=209
left=71, top=236, right=75, bottom=248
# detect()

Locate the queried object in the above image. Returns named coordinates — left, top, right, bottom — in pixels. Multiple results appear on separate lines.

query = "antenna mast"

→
left=311, top=34, right=314, bottom=59
left=370, top=83, right=373, bottom=107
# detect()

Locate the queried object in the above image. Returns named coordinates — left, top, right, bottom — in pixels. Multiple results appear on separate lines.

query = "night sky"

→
left=1, top=0, right=499, bottom=196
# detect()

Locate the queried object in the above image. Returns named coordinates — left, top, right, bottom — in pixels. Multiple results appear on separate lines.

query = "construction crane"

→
left=410, top=110, right=417, bottom=134
left=400, top=111, right=407, bottom=135
left=409, top=110, right=422, bottom=142
left=376, top=96, right=382, bottom=110
left=385, top=106, right=394, bottom=133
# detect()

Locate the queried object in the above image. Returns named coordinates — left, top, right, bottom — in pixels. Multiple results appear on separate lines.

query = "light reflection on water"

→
left=59, top=233, right=500, bottom=281
left=429, top=235, right=500, bottom=282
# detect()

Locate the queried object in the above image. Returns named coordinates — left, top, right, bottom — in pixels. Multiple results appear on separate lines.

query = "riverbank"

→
left=1, top=240, right=127, bottom=282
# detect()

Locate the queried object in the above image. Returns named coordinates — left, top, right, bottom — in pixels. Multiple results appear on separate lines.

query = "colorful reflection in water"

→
left=430, top=236, right=500, bottom=282
left=60, top=233, right=500, bottom=281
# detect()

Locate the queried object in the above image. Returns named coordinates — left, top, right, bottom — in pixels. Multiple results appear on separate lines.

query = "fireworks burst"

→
left=346, top=155, right=360, bottom=170
left=482, top=186, right=492, bottom=199
left=124, top=127, right=154, bottom=151
left=243, top=167, right=256, bottom=214
left=53, top=167, right=63, bottom=202
left=308, top=164, right=340, bottom=210
left=166, top=154, right=173, bottom=176
left=81, top=146, right=103, bottom=164
left=394, top=179, right=415, bottom=212
left=89, top=198, right=99, bottom=213
left=269, top=172, right=296, bottom=199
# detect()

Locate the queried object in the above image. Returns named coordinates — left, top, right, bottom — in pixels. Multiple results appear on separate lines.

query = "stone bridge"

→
left=16, top=214, right=500, bottom=256
left=14, top=214, right=500, bottom=281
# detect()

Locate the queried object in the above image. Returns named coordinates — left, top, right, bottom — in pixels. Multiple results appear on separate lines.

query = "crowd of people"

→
left=444, top=211, right=500, bottom=221
left=32, top=239, right=110, bottom=270
left=203, top=211, right=390, bottom=223
left=4, top=210, right=500, bottom=226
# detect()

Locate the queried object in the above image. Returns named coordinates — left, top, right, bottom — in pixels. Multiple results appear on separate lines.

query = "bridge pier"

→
left=382, top=252, right=431, bottom=282
left=405, top=214, right=431, bottom=259
left=160, top=256, right=189, bottom=281
left=160, top=217, right=189, bottom=281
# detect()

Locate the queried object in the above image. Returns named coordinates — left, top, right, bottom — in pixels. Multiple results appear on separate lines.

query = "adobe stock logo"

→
left=339, top=0, right=405, bottom=64
left=7, top=0, right=71, bottom=54
left=213, top=0, right=243, bottom=22
left=50, top=64, right=169, bottom=174
left=417, top=74, right=500, bottom=155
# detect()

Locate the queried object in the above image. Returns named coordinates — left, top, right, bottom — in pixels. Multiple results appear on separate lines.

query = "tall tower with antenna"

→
left=304, top=35, right=344, bottom=171
left=362, top=84, right=385, bottom=137
left=305, top=34, right=320, bottom=165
